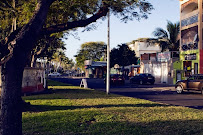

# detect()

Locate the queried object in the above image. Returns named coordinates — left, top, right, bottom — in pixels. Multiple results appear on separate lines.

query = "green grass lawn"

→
left=22, top=80, right=203, bottom=135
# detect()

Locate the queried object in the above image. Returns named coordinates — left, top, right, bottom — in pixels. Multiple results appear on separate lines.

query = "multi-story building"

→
left=178, top=0, right=203, bottom=79
left=128, top=39, right=180, bottom=84
left=128, top=38, right=161, bottom=58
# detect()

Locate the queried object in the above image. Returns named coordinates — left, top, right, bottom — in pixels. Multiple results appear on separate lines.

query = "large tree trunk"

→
left=0, top=1, right=53, bottom=134
left=0, top=54, right=26, bottom=135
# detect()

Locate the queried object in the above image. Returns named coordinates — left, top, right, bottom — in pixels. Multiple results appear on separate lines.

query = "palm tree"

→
left=152, top=21, right=180, bottom=51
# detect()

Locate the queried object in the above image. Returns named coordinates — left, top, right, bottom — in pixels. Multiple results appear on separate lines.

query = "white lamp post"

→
left=106, top=10, right=110, bottom=95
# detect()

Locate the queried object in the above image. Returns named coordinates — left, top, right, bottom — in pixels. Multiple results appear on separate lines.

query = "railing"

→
left=181, top=14, right=198, bottom=27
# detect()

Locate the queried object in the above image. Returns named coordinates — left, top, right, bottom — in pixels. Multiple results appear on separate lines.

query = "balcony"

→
left=181, top=9, right=198, bottom=20
left=181, top=14, right=198, bottom=27
left=181, top=9, right=199, bottom=28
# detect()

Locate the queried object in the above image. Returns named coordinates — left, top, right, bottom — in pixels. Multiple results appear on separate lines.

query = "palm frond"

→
left=153, top=20, right=180, bottom=51
left=152, top=28, right=168, bottom=39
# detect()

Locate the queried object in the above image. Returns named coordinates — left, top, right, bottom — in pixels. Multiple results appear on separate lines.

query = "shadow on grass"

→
left=76, top=120, right=203, bottom=135
left=25, top=103, right=169, bottom=112
left=23, top=89, right=123, bottom=100
left=23, top=115, right=203, bottom=135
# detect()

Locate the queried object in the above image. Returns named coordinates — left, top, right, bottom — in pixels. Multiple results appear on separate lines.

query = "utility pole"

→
left=106, top=10, right=110, bottom=95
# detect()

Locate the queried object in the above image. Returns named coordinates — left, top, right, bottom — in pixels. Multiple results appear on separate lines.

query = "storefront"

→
left=181, top=51, right=199, bottom=78
left=84, top=60, right=107, bottom=78
left=141, top=52, right=179, bottom=84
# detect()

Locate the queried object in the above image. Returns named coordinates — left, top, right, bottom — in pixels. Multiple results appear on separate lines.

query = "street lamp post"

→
left=106, top=10, right=110, bottom=95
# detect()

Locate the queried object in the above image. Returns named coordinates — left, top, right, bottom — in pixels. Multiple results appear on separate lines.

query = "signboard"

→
left=84, top=60, right=92, bottom=66
left=185, top=53, right=196, bottom=60
left=157, top=52, right=171, bottom=62
left=80, top=78, right=88, bottom=88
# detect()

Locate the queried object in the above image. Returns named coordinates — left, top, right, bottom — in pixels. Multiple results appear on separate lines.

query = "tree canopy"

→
left=0, top=0, right=153, bottom=64
left=28, top=33, right=66, bottom=67
left=0, top=1, right=68, bottom=67
left=110, top=44, right=138, bottom=68
left=51, top=50, right=74, bottom=72
left=0, top=0, right=153, bottom=41
left=75, top=41, right=106, bottom=69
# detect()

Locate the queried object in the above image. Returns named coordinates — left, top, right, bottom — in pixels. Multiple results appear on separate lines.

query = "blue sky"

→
left=64, top=0, right=180, bottom=61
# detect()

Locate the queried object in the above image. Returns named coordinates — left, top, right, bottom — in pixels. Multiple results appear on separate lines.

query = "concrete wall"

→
left=142, top=58, right=178, bottom=84
left=0, top=67, right=46, bottom=93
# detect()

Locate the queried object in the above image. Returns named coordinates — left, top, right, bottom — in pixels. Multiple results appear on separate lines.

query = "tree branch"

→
left=0, top=0, right=55, bottom=65
left=42, top=6, right=109, bottom=35
left=1, top=0, right=13, bottom=9
left=0, top=0, right=108, bottom=65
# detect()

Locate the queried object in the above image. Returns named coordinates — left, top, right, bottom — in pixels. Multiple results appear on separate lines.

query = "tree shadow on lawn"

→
left=22, top=117, right=203, bottom=135
left=89, top=120, right=203, bottom=135
left=23, top=89, right=124, bottom=100
left=24, top=103, right=169, bottom=112
left=80, top=120, right=203, bottom=135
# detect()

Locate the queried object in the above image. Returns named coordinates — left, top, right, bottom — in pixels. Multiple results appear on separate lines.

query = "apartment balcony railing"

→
left=181, top=14, right=198, bottom=27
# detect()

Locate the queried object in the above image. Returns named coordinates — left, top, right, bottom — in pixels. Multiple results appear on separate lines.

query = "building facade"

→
left=128, top=39, right=161, bottom=57
left=179, top=0, right=203, bottom=80
left=84, top=60, right=107, bottom=78
left=128, top=39, right=180, bottom=84
left=141, top=52, right=179, bottom=84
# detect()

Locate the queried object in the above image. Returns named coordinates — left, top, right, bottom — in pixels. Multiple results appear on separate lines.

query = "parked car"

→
left=104, top=74, right=125, bottom=85
left=48, top=72, right=61, bottom=77
left=130, top=73, right=155, bottom=85
left=175, top=74, right=203, bottom=94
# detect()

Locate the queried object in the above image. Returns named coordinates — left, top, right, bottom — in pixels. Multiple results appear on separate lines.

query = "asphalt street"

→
left=51, top=77, right=203, bottom=110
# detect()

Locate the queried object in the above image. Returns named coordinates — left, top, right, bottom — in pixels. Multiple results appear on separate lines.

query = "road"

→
left=51, top=77, right=203, bottom=110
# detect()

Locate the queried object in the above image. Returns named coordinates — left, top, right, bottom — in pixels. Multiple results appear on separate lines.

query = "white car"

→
left=48, top=72, right=61, bottom=77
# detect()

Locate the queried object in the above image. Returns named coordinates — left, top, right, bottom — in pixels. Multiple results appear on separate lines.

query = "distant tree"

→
left=110, top=44, right=138, bottom=68
left=152, top=20, right=180, bottom=51
left=50, top=51, right=73, bottom=72
left=29, top=33, right=66, bottom=67
left=75, top=42, right=107, bottom=69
